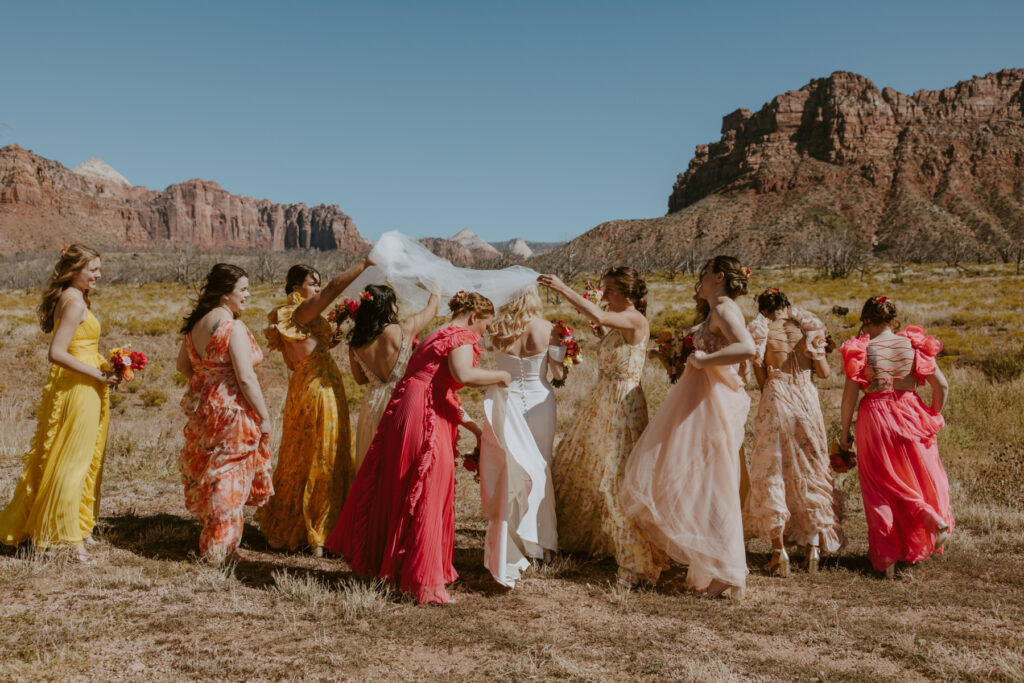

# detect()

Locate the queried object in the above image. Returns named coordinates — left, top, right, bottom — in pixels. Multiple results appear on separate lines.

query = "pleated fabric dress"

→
left=326, top=325, right=479, bottom=604
left=0, top=310, right=109, bottom=548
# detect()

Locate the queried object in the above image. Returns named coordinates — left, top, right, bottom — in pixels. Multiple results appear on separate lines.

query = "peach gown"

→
left=621, top=319, right=750, bottom=596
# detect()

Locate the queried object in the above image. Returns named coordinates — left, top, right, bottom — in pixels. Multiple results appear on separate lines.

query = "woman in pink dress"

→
left=621, top=256, right=756, bottom=598
left=840, top=296, right=952, bottom=578
left=177, top=264, right=274, bottom=563
left=326, top=292, right=511, bottom=604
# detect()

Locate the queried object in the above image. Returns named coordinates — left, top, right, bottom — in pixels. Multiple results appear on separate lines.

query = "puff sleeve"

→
left=840, top=334, right=869, bottom=387
left=899, top=325, right=943, bottom=385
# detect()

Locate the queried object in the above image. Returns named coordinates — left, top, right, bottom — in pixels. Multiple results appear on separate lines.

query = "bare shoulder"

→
left=57, top=289, right=87, bottom=323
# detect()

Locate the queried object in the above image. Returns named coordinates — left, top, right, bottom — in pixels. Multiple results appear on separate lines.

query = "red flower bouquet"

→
left=656, top=332, right=695, bottom=383
left=551, top=320, right=582, bottom=388
left=108, top=346, right=148, bottom=382
left=829, top=442, right=857, bottom=473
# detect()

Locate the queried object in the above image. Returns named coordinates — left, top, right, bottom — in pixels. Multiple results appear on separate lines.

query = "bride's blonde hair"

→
left=38, top=243, right=101, bottom=333
left=487, top=286, right=543, bottom=352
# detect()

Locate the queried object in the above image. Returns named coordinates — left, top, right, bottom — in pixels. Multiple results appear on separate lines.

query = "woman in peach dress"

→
left=177, top=264, right=274, bottom=563
left=621, top=256, right=756, bottom=598
left=743, top=288, right=843, bottom=577
left=840, top=296, right=952, bottom=578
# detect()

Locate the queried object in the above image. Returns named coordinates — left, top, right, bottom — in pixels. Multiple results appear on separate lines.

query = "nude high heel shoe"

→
left=765, top=548, right=790, bottom=578
left=806, top=546, right=820, bottom=576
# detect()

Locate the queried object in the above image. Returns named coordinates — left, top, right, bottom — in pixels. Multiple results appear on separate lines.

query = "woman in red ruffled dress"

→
left=840, top=296, right=952, bottom=578
left=326, top=291, right=511, bottom=604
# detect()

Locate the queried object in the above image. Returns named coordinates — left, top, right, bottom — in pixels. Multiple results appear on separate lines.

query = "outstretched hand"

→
left=537, top=274, right=566, bottom=294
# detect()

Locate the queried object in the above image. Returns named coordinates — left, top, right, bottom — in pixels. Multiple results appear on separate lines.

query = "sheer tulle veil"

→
left=342, top=231, right=539, bottom=313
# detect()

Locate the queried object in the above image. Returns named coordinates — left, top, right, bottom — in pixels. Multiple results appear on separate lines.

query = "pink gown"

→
left=325, top=325, right=480, bottom=604
left=621, top=319, right=750, bottom=595
left=840, top=326, right=953, bottom=572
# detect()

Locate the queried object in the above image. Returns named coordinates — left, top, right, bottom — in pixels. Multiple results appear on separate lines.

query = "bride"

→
left=621, top=256, right=756, bottom=598
left=479, top=286, right=563, bottom=587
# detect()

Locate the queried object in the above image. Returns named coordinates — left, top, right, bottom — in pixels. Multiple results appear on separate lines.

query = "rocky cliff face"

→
left=0, top=145, right=367, bottom=254
left=536, top=69, right=1024, bottom=271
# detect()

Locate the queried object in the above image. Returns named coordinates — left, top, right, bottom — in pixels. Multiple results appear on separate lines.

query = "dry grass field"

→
left=1, top=257, right=1023, bottom=681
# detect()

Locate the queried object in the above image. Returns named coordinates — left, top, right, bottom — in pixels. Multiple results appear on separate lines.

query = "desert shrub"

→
left=108, top=391, right=126, bottom=412
left=649, top=309, right=696, bottom=337
left=140, top=390, right=167, bottom=408
left=113, top=316, right=179, bottom=336
left=974, top=345, right=1024, bottom=382
left=171, top=372, right=187, bottom=387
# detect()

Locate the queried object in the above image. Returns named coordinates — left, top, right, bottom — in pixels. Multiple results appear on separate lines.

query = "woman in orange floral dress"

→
left=257, top=260, right=370, bottom=555
left=176, top=264, right=274, bottom=563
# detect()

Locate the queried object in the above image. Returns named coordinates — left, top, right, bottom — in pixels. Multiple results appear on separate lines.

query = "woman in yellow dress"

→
left=0, top=244, right=120, bottom=561
left=257, top=260, right=371, bottom=555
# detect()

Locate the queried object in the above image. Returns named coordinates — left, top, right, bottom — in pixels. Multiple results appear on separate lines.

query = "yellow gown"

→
left=257, top=293, right=353, bottom=551
left=0, top=310, right=109, bottom=547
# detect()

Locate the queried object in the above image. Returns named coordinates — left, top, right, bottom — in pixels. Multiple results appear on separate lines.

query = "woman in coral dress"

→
left=479, top=286, right=564, bottom=587
left=348, top=283, right=440, bottom=470
left=257, top=260, right=370, bottom=555
left=537, top=268, right=668, bottom=586
left=177, top=264, right=274, bottom=563
left=621, top=256, right=756, bottom=598
left=742, top=288, right=843, bottom=577
left=326, top=292, right=510, bottom=604
left=0, top=245, right=119, bottom=561
left=840, top=296, right=952, bottom=577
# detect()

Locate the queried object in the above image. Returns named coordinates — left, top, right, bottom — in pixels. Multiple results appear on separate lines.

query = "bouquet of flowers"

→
left=461, top=446, right=480, bottom=482
left=327, top=294, right=367, bottom=327
left=108, top=346, right=148, bottom=382
left=829, top=442, right=857, bottom=473
left=655, top=331, right=695, bottom=383
left=577, top=280, right=606, bottom=336
left=551, top=320, right=582, bottom=388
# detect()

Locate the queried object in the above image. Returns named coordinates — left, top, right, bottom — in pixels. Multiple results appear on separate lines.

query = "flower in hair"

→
left=763, top=287, right=780, bottom=295
left=59, top=244, right=69, bottom=256
left=360, top=291, right=373, bottom=301
left=874, top=296, right=889, bottom=304
left=742, top=267, right=751, bottom=278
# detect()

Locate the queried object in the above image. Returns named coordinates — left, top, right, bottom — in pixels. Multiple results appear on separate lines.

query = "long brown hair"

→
left=694, top=255, right=750, bottom=323
left=604, top=266, right=648, bottom=315
left=38, top=244, right=101, bottom=333
left=181, top=264, right=248, bottom=334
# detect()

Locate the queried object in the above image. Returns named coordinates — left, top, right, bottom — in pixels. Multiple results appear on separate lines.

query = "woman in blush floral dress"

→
left=326, top=292, right=510, bottom=604
left=348, top=283, right=440, bottom=471
left=621, top=256, right=755, bottom=598
left=257, top=260, right=370, bottom=556
left=537, top=268, right=668, bottom=587
left=840, top=296, right=952, bottom=578
left=742, top=288, right=843, bottom=577
left=177, top=264, right=274, bottom=563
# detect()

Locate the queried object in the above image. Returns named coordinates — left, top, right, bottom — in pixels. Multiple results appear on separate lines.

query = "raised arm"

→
left=688, top=302, right=756, bottom=370
left=400, top=292, right=441, bottom=339
left=227, top=322, right=272, bottom=433
left=293, top=258, right=372, bottom=325
left=448, top=344, right=511, bottom=388
left=48, top=297, right=119, bottom=384
left=536, top=274, right=645, bottom=335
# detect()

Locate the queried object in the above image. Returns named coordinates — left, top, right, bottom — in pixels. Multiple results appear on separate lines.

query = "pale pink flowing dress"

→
left=621, top=319, right=750, bottom=595
left=840, top=326, right=953, bottom=572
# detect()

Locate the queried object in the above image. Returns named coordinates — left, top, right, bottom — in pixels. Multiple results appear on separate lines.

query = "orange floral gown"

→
left=180, top=320, right=273, bottom=561
left=257, top=292, right=353, bottom=552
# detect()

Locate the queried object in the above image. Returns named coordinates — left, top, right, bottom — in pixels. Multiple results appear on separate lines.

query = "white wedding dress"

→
left=480, top=348, right=561, bottom=587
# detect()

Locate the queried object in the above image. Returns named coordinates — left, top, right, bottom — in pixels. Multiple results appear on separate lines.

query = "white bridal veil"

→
left=342, top=230, right=539, bottom=313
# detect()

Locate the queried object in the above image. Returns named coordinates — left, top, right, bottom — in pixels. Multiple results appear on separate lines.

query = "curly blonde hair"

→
left=448, top=291, right=495, bottom=318
left=38, top=244, right=101, bottom=333
left=487, top=287, right=543, bottom=352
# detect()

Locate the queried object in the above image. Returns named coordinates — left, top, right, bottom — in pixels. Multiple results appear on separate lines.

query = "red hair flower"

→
left=742, top=266, right=752, bottom=278
left=59, top=244, right=70, bottom=256
left=360, top=291, right=373, bottom=301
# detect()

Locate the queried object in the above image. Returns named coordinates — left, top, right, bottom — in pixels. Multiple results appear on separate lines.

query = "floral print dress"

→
left=181, top=319, right=273, bottom=561
left=257, top=292, right=353, bottom=552
left=553, top=329, right=667, bottom=583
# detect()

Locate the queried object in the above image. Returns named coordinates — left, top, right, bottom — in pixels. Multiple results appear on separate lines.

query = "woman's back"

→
left=353, top=324, right=408, bottom=384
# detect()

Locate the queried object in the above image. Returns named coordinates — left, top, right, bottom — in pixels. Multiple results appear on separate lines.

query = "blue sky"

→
left=2, top=1, right=1022, bottom=243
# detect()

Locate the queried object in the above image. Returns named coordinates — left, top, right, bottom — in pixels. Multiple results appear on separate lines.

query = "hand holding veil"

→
left=342, top=231, right=538, bottom=314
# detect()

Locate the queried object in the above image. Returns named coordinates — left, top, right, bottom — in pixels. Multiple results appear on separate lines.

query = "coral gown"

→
left=553, top=329, right=667, bottom=584
left=841, top=326, right=953, bottom=571
left=257, top=292, right=353, bottom=552
left=621, top=319, right=750, bottom=596
left=326, top=325, right=479, bottom=604
left=180, top=320, right=273, bottom=561
left=0, top=310, right=109, bottom=548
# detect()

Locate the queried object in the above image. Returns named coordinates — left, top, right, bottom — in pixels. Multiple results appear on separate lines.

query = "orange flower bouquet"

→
left=108, top=346, right=148, bottom=382
left=829, top=442, right=857, bottom=473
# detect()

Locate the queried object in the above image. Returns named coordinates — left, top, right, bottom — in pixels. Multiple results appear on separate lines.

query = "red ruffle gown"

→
left=326, top=325, right=480, bottom=604
left=840, top=326, right=953, bottom=572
